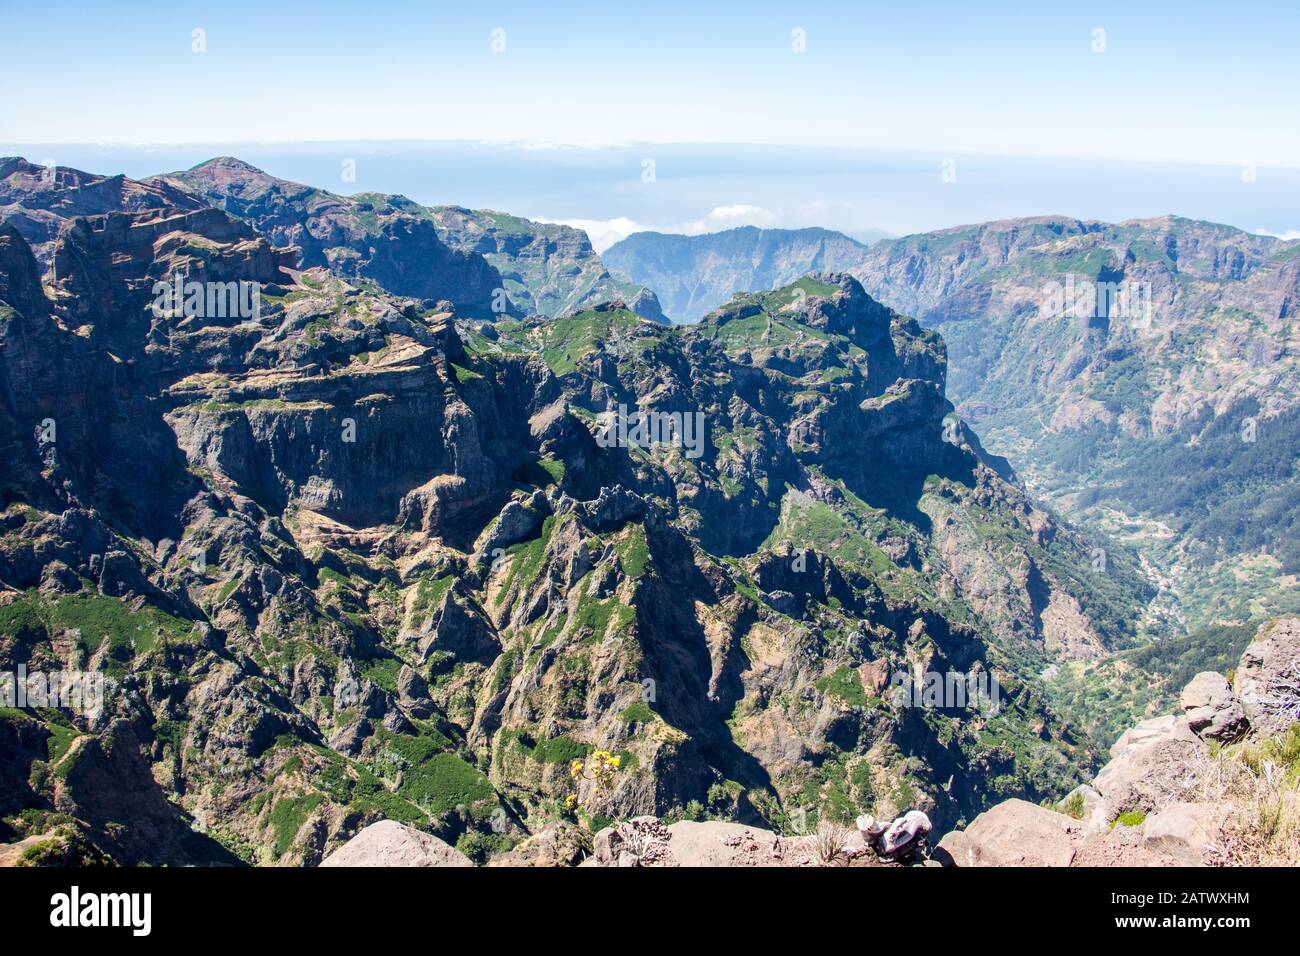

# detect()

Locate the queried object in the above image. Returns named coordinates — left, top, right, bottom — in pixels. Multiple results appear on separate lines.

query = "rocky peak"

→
left=0, top=156, right=205, bottom=272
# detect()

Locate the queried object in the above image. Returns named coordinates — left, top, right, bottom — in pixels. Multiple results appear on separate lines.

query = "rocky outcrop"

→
left=1235, top=617, right=1300, bottom=733
left=1180, top=672, right=1249, bottom=742
left=936, top=799, right=1081, bottom=867
left=432, top=206, right=666, bottom=322
left=320, top=821, right=473, bottom=867
left=935, top=617, right=1299, bottom=867
left=151, top=158, right=506, bottom=316
left=586, top=817, right=823, bottom=867
left=487, top=822, right=590, bottom=867
left=0, top=156, right=205, bottom=271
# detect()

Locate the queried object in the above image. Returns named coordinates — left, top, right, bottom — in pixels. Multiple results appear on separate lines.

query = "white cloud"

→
left=1257, top=228, right=1300, bottom=241
left=688, top=204, right=780, bottom=231
left=546, top=204, right=784, bottom=252
left=539, top=216, right=648, bottom=253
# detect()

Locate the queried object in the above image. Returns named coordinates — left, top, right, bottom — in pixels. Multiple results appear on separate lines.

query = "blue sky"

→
left=4, top=3, right=1299, bottom=243
left=4, top=1, right=1299, bottom=166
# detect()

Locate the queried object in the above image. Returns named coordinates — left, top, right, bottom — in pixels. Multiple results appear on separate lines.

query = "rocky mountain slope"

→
left=151, top=158, right=665, bottom=323
left=850, top=215, right=1300, bottom=633
left=605, top=215, right=1298, bottom=634
left=604, top=226, right=872, bottom=322
left=318, top=617, right=1299, bottom=867
left=0, top=170, right=1151, bottom=865
left=0, top=157, right=206, bottom=272
left=430, top=205, right=665, bottom=322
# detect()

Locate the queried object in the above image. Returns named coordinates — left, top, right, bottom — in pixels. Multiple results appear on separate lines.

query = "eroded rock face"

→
left=1180, top=671, right=1249, bottom=743
left=587, top=817, right=815, bottom=868
left=0, top=157, right=205, bottom=271
left=487, top=822, right=590, bottom=867
left=431, top=205, right=666, bottom=322
left=1091, top=716, right=1204, bottom=820
left=1141, top=802, right=1232, bottom=866
left=1235, top=617, right=1300, bottom=733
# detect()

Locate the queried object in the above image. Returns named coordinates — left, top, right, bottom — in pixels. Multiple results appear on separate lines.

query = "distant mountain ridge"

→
left=606, top=212, right=1299, bottom=629
left=604, top=226, right=872, bottom=322
left=150, top=158, right=665, bottom=322
left=848, top=214, right=1300, bottom=631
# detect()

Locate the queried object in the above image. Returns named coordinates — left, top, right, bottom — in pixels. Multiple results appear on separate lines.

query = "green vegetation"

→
left=1057, top=790, right=1086, bottom=819
left=371, top=728, right=494, bottom=817
left=536, top=309, right=651, bottom=376
left=0, top=591, right=190, bottom=673
left=410, top=573, right=455, bottom=618
left=500, top=516, right=557, bottom=601
left=269, top=794, right=323, bottom=858
left=530, top=734, right=589, bottom=765
left=572, top=590, right=636, bottom=641
left=815, top=666, right=870, bottom=708
left=1111, top=809, right=1147, bottom=828
left=450, top=362, right=483, bottom=384
left=618, top=701, right=656, bottom=723
left=617, top=526, right=650, bottom=579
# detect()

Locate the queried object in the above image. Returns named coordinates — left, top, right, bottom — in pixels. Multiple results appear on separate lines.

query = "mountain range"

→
left=609, top=216, right=1300, bottom=645
left=0, top=155, right=1290, bottom=866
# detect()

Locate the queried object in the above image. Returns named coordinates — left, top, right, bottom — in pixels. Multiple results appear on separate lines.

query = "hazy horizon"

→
left=4, top=140, right=1298, bottom=252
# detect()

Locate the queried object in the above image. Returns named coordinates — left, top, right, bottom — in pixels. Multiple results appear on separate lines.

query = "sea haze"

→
left=4, top=140, right=1299, bottom=247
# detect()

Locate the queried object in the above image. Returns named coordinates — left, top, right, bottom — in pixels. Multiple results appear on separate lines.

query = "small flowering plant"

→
left=565, top=750, right=623, bottom=812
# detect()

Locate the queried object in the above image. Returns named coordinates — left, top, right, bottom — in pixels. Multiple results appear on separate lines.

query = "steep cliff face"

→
left=0, top=182, right=1149, bottom=865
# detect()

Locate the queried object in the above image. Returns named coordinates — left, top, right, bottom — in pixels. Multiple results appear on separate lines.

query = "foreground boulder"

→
left=1180, top=672, right=1249, bottom=743
left=487, top=822, right=590, bottom=867
left=319, top=821, right=473, bottom=868
left=586, top=817, right=825, bottom=867
left=935, top=800, right=1080, bottom=867
left=1090, top=715, right=1204, bottom=822
left=1140, top=802, right=1233, bottom=866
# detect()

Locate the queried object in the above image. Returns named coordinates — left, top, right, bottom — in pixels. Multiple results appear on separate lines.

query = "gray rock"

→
left=1092, top=714, right=1204, bottom=819
left=1141, top=801, right=1232, bottom=866
left=320, top=820, right=474, bottom=867
left=579, top=485, right=645, bottom=531
left=1180, top=672, right=1235, bottom=712
left=396, top=664, right=433, bottom=718
left=328, top=717, right=372, bottom=756
left=1179, top=671, right=1249, bottom=742
left=487, top=822, right=590, bottom=867
left=935, top=799, right=1080, bottom=867
left=475, top=498, right=545, bottom=568
left=1236, top=617, right=1300, bottom=733
left=417, top=591, right=500, bottom=665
